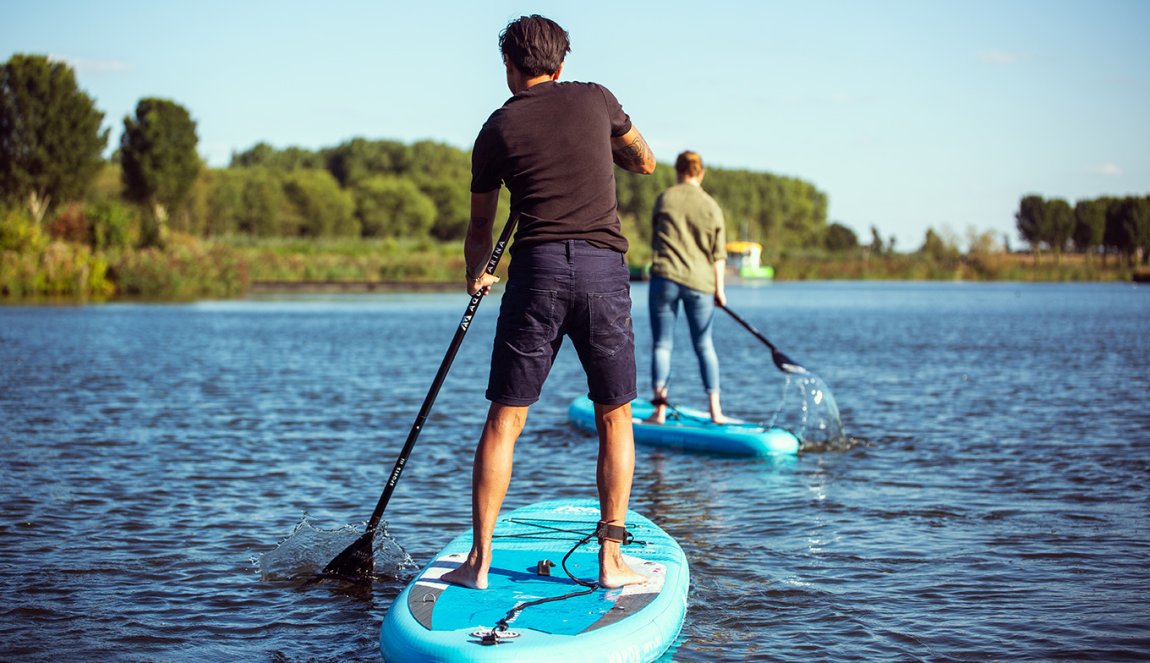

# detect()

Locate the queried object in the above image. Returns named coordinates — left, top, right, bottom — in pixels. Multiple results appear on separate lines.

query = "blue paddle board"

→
left=380, top=498, right=688, bottom=662
left=569, top=395, right=800, bottom=456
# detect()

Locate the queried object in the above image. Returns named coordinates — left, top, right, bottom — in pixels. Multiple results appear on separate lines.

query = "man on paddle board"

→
left=443, top=14, right=656, bottom=591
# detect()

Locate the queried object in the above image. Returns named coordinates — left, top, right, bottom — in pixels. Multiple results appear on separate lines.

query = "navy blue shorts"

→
left=486, top=240, right=637, bottom=407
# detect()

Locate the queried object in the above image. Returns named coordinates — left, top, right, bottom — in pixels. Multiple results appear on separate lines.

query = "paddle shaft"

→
left=719, top=303, right=779, bottom=352
left=362, top=214, right=517, bottom=532
left=719, top=303, right=809, bottom=375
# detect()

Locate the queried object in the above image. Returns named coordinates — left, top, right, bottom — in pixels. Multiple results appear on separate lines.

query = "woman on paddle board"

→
left=647, top=151, right=730, bottom=425
left=442, top=14, right=657, bottom=591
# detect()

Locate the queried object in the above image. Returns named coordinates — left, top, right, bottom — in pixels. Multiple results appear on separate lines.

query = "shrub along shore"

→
left=1, top=227, right=1141, bottom=303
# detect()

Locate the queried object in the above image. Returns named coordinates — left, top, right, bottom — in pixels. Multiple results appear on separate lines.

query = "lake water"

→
left=2, top=281, right=1148, bottom=661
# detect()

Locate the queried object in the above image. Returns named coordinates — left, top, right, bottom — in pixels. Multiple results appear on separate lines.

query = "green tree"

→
left=120, top=98, right=201, bottom=240
left=920, top=227, right=959, bottom=261
left=616, top=166, right=675, bottom=245
left=325, top=138, right=410, bottom=188
left=1110, top=196, right=1150, bottom=266
left=281, top=169, right=357, bottom=237
left=230, top=142, right=324, bottom=170
left=416, top=176, right=471, bottom=240
left=1072, top=198, right=1107, bottom=257
left=1015, top=194, right=1045, bottom=259
left=1044, top=198, right=1074, bottom=260
left=408, top=140, right=469, bottom=181
left=824, top=222, right=858, bottom=252
left=0, top=54, right=108, bottom=220
left=238, top=168, right=287, bottom=236
left=203, top=168, right=244, bottom=236
left=355, top=176, right=436, bottom=238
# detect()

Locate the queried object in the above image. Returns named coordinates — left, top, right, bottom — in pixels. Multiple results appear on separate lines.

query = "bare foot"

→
left=598, top=547, right=649, bottom=588
left=711, top=415, right=730, bottom=425
left=440, top=557, right=489, bottom=590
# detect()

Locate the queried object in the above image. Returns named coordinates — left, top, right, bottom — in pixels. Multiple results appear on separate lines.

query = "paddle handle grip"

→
left=364, top=213, right=518, bottom=531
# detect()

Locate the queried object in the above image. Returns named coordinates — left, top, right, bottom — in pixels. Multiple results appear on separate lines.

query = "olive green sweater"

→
left=649, top=182, right=726, bottom=292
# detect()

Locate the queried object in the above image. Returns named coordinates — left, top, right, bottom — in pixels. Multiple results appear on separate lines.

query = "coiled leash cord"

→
left=475, top=520, right=637, bottom=646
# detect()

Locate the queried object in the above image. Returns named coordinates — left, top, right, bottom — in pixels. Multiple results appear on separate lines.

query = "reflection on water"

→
left=1, top=282, right=1148, bottom=662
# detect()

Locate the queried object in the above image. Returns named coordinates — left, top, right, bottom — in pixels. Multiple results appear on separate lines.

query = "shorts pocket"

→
left=588, top=288, right=634, bottom=357
left=498, top=285, right=558, bottom=357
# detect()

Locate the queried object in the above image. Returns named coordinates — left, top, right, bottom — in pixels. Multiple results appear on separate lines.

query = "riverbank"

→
left=1, top=233, right=1144, bottom=302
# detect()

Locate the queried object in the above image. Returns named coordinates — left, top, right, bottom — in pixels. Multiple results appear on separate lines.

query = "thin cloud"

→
left=49, top=53, right=133, bottom=74
left=1095, top=163, right=1123, bottom=177
left=976, top=49, right=1026, bottom=65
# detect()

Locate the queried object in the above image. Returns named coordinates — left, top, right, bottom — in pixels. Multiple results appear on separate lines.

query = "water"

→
left=2, top=282, right=1148, bottom=661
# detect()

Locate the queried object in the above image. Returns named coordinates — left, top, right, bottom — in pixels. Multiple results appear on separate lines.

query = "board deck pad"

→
left=410, top=550, right=665, bottom=634
left=381, top=500, right=688, bottom=662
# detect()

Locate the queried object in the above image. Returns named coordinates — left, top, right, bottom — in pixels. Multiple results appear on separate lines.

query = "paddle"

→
left=719, top=303, right=809, bottom=375
left=319, top=213, right=518, bottom=583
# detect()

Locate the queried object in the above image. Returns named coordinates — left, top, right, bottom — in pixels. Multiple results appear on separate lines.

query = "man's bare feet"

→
left=440, top=555, right=489, bottom=590
left=598, top=545, right=649, bottom=588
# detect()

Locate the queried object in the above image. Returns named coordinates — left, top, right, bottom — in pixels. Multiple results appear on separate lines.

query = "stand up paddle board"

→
left=380, top=499, right=688, bottom=662
left=569, top=395, right=800, bottom=456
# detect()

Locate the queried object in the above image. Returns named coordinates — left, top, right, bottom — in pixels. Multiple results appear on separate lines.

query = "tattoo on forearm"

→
left=614, top=134, right=654, bottom=171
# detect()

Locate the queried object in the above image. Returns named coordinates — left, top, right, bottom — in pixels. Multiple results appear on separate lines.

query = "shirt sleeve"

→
left=470, top=118, right=504, bottom=193
left=711, top=200, right=728, bottom=261
left=597, top=84, right=633, bottom=138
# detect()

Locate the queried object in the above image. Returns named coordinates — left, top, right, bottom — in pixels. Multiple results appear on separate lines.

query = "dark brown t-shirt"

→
left=471, top=80, right=633, bottom=254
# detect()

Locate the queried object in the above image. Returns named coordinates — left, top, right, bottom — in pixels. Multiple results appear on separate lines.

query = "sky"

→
left=3, top=0, right=1148, bottom=250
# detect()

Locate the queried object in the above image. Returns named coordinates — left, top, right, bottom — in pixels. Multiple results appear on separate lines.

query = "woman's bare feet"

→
left=709, top=393, right=728, bottom=425
left=440, top=553, right=489, bottom=590
left=645, top=396, right=668, bottom=424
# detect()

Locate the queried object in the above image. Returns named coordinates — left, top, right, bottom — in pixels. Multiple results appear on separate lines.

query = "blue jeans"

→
left=648, top=275, right=720, bottom=394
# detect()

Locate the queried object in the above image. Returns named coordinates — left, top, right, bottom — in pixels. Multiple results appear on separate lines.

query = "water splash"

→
left=258, top=515, right=415, bottom=581
left=767, top=373, right=851, bottom=451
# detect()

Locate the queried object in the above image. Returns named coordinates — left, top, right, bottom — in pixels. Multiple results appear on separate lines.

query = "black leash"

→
left=473, top=519, right=644, bottom=646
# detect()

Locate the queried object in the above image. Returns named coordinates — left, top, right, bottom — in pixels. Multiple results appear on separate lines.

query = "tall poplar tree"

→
left=0, top=54, right=108, bottom=220
left=120, top=97, right=201, bottom=235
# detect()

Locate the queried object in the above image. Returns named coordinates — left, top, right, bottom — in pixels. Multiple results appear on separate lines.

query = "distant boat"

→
left=726, top=241, right=775, bottom=280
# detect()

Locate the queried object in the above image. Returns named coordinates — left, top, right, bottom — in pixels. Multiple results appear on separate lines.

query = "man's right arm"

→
left=611, top=126, right=656, bottom=174
left=464, top=189, right=501, bottom=296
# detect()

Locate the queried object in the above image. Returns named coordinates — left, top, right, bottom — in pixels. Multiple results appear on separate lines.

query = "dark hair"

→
left=499, top=15, right=570, bottom=76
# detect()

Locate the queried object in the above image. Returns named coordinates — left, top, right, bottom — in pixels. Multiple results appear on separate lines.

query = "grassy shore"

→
left=1, top=233, right=1143, bottom=302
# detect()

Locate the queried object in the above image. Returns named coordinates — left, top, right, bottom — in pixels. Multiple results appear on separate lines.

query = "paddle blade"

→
left=320, top=529, right=375, bottom=582
left=772, top=348, right=809, bottom=375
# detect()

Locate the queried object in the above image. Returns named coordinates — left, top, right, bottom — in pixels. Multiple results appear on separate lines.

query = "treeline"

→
left=1, top=53, right=826, bottom=249
left=1016, top=194, right=1150, bottom=265
left=6, top=52, right=1141, bottom=300
left=617, top=167, right=828, bottom=250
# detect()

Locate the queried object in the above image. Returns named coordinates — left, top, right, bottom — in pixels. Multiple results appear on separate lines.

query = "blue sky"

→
left=4, top=0, right=1147, bottom=249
